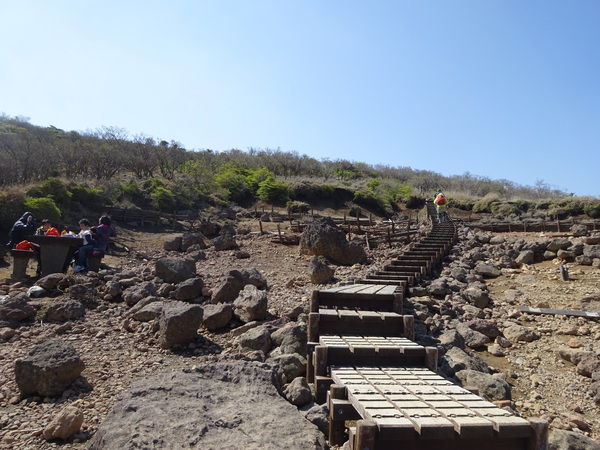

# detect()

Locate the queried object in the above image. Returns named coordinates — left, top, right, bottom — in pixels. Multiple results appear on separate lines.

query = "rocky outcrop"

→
left=299, top=217, right=367, bottom=265
left=88, top=360, right=327, bottom=450
left=233, top=284, right=268, bottom=323
left=14, top=339, right=85, bottom=397
left=0, top=292, right=36, bottom=326
left=158, top=302, right=203, bottom=349
left=155, top=257, right=196, bottom=283
left=211, top=268, right=267, bottom=304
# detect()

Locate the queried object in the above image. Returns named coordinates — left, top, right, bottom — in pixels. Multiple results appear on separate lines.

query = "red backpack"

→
left=15, top=240, right=34, bottom=251
left=435, top=194, right=446, bottom=205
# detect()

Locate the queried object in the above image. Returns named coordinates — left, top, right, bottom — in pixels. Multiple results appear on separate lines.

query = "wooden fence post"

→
left=328, top=385, right=348, bottom=446
left=355, top=420, right=378, bottom=450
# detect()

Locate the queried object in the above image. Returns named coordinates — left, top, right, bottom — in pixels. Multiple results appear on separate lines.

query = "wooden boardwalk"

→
left=308, top=202, right=548, bottom=449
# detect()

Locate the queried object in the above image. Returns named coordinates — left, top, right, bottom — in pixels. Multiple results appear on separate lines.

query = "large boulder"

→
left=547, top=238, right=572, bottom=252
left=548, top=429, right=600, bottom=450
left=583, top=245, right=600, bottom=259
left=14, top=339, right=85, bottom=397
left=503, top=324, right=539, bottom=343
left=212, top=228, right=238, bottom=251
left=0, top=292, right=36, bottom=325
left=455, top=369, right=511, bottom=401
left=88, top=360, right=327, bottom=449
left=309, top=256, right=335, bottom=284
left=45, top=299, right=85, bottom=322
left=173, top=277, right=204, bottom=301
left=462, top=287, right=491, bottom=309
left=233, top=285, right=268, bottom=323
left=580, top=292, right=600, bottom=313
left=456, top=323, right=490, bottom=349
left=122, top=281, right=157, bottom=306
left=267, top=353, right=307, bottom=385
left=158, top=302, right=204, bottom=349
left=299, top=217, right=367, bottom=265
left=270, top=322, right=308, bottom=355
left=202, top=303, right=234, bottom=331
left=211, top=268, right=267, bottom=304
left=42, top=405, right=84, bottom=441
left=155, top=258, right=196, bottom=283
left=181, top=232, right=208, bottom=251
left=439, top=347, right=490, bottom=377
left=163, top=236, right=182, bottom=251
left=473, top=262, right=502, bottom=278
left=237, top=325, right=272, bottom=354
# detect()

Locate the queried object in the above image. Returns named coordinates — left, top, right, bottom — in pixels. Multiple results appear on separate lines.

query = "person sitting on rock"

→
left=73, top=219, right=98, bottom=273
left=94, top=215, right=117, bottom=254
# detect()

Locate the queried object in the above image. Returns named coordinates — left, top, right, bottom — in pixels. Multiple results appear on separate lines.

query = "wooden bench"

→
left=11, top=249, right=36, bottom=278
left=87, top=250, right=105, bottom=272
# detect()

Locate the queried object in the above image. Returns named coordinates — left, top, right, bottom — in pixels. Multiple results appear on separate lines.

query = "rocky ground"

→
left=480, top=235, right=600, bottom=438
left=0, top=216, right=599, bottom=449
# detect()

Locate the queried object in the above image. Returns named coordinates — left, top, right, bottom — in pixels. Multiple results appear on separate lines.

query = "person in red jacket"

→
left=433, top=190, right=447, bottom=223
left=36, top=219, right=60, bottom=236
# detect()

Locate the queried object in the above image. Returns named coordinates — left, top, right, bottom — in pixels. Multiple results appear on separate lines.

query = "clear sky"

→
left=1, top=1, right=598, bottom=197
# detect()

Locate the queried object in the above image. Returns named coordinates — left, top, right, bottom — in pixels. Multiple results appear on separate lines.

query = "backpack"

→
left=15, top=240, right=34, bottom=251
left=435, top=194, right=446, bottom=205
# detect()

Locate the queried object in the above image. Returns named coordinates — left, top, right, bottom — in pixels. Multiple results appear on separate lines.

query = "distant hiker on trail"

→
left=8, top=212, right=36, bottom=249
left=433, top=190, right=447, bottom=223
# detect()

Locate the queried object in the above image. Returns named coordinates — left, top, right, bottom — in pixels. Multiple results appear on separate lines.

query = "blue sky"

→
left=1, top=1, right=598, bottom=197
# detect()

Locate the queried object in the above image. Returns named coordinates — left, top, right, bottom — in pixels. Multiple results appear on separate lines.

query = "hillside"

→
left=0, top=208, right=599, bottom=448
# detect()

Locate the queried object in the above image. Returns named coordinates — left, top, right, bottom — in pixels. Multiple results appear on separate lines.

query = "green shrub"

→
left=584, top=202, right=600, bottom=218
left=0, top=187, right=27, bottom=229
left=290, top=181, right=336, bottom=201
left=28, top=177, right=72, bottom=208
left=513, top=200, right=532, bottom=212
left=214, top=168, right=252, bottom=202
left=142, top=177, right=166, bottom=191
left=150, top=186, right=177, bottom=211
left=257, top=179, right=291, bottom=203
left=535, top=201, right=551, bottom=210
left=473, top=193, right=502, bottom=214
left=405, top=195, right=426, bottom=209
left=70, top=184, right=104, bottom=209
left=490, top=202, right=520, bottom=217
left=348, top=205, right=363, bottom=217
left=286, top=200, right=310, bottom=213
left=23, top=197, right=61, bottom=222
left=548, top=198, right=586, bottom=219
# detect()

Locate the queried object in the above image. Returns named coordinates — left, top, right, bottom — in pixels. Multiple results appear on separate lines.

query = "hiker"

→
left=35, top=219, right=61, bottom=236
left=73, top=218, right=98, bottom=273
left=8, top=212, right=44, bottom=275
left=433, top=190, right=447, bottom=223
left=8, top=212, right=36, bottom=248
left=95, top=215, right=117, bottom=253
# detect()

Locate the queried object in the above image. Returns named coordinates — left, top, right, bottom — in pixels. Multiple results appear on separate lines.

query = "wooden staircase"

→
left=306, top=203, right=548, bottom=449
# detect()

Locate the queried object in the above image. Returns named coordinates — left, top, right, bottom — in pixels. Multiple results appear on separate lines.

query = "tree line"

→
left=0, top=114, right=569, bottom=201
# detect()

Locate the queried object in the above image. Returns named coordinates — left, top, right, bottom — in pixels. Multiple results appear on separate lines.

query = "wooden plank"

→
left=519, top=306, right=600, bottom=319
left=402, top=408, right=456, bottom=439
left=376, top=285, right=400, bottom=296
